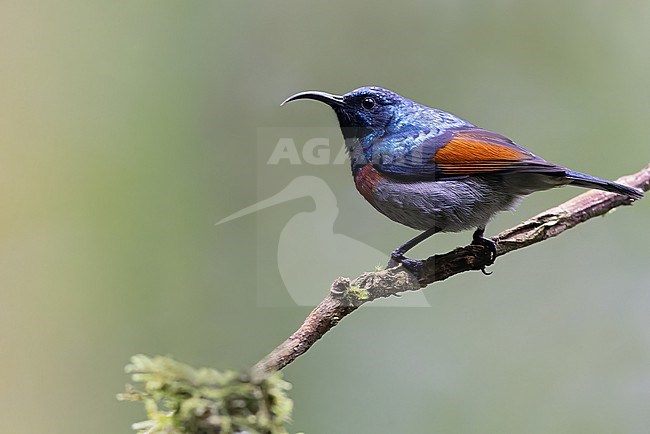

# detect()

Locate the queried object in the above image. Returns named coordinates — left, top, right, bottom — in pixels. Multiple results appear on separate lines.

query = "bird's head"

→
left=282, top=86, right=411, bottom=140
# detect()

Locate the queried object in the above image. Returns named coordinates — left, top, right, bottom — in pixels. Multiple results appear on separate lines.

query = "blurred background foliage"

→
left=1, top=1, right=649, bottom=433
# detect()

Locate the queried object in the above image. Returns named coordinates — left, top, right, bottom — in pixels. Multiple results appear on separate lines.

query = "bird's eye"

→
left=361, top=97, right=376, bottom=110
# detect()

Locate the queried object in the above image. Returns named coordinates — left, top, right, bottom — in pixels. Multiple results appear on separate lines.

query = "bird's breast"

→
left=352, top=164, right=522, bottom=232
left=353, top=163, right=383, bottom=204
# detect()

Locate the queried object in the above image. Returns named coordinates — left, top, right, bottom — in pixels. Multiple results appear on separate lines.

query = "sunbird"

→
left=283, top=87, right=643, bottom=273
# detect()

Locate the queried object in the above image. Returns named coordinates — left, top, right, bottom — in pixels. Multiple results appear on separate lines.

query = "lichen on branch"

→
left=118, top=355, right=297, bottom=434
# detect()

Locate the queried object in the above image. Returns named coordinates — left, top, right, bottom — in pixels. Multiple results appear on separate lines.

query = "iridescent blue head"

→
left=283, top=86, right=469, bottom=141
left=283, top=86, right=472, bottom=168
left=283, top=86, right=412, bottom=139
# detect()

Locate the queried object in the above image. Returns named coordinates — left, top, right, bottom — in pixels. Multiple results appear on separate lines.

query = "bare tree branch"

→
left=254, top=164, right=650, bottom=376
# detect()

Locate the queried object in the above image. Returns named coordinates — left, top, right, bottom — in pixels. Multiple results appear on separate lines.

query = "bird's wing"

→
left=375, top=127, right=565, bottom=180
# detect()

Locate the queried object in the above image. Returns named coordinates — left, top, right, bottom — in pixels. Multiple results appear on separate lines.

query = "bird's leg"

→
left=390, top=226, right=441, bottom=274
left=471, top=226, right=497, bottom=275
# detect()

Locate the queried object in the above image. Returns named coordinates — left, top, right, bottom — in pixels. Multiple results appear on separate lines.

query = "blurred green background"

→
left=2, top=1, right=650, bottom=433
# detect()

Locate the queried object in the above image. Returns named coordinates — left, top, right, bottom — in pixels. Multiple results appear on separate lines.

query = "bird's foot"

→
left=390, top=251, right=423, bottom=276
left=471, top=234, right=497, bottom=275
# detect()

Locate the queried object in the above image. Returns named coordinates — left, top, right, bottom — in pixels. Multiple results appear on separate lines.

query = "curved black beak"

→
left=281, top=91, right=344, bottom=107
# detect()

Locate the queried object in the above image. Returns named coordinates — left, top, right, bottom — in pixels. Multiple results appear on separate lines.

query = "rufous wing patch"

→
left=433, top=131, right=530, bottom=174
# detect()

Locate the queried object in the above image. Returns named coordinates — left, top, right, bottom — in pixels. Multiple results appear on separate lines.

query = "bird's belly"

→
left=355, top=168, right=521, bottom=232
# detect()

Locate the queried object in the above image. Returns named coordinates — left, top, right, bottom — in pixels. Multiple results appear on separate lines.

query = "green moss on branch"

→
left=118, top=355, right=298, bottom=434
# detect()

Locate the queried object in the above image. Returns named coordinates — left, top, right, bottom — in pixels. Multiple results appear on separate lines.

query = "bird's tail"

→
left=565, top=170, right=643, bottom=199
